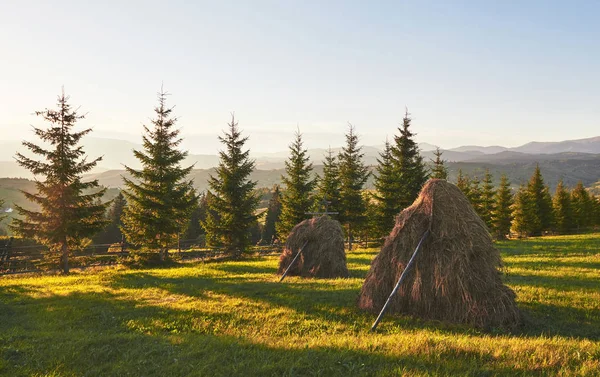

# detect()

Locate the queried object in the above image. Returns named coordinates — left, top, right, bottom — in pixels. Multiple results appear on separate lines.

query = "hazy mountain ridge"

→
left=1, top=135, right=599, bottom=179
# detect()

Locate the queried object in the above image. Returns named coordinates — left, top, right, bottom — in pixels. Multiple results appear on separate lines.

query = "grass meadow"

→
left=1, top=234, right=599, bottom=376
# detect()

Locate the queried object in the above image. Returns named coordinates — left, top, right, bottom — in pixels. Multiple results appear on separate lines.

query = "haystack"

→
left=278, top=216, right=349, bottom=278
left=358, top=179, right=520, bottom=328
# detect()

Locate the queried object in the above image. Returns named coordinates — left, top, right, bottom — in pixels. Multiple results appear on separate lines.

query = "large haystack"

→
left=278, top=216, right=349, bottom=278
left=358, top=179, right=520, bottom=328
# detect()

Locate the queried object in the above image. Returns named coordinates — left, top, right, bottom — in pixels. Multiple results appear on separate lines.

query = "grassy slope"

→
left=1, top=234, right=599, bottom=376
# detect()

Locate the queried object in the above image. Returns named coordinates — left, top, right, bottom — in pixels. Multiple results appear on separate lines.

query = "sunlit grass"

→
left=1, top=234, right=600, bottom=376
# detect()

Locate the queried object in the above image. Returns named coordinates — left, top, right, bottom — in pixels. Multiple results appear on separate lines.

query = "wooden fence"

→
left=0, top=238, right=282, bottom=275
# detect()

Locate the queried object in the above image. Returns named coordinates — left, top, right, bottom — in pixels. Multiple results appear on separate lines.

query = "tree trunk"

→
left=62, top=241, right=69, bottom=274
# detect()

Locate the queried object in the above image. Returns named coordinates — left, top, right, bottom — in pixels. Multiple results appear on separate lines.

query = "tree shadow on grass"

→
left=0, top=286, right=566, bottom=377
left=498, top=237, right=600, bottom=257
left=508, top=259, right=600, bottom=270
left=506, top=272, right=600, bottom=291
left=108, top=260, right=600, bottom=342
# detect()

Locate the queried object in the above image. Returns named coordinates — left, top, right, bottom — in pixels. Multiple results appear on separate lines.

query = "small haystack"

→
left=278, top=216, right=349, bottom=278
left=358, top=179, right=520, bottom=328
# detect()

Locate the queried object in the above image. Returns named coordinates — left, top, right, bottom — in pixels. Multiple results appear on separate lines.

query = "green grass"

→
left=1, top=234, right=600, bottom=376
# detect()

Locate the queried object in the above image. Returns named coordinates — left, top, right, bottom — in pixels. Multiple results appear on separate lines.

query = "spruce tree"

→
left=202, top=191, right=223, bottom=247
left=316, top=147, right=341, bottom=215
left=203, top=115, right=259, bottom=257
left=479, top=169, right=496, bottom=230
left=183, top=192, right=206, bottom=241
left=338, top=124, right=370, bottom=249
left=372, top=140, right=397, bottom=238
left=10, top=90, right=108, bottom=273
left=571, top=181, right=593, bottom=231
left=121, top=89, right=197, bottom=261
left=456, top=169, right=471, bottom=198
left=526, top=164, right=553, bottom=235
left=391, top=110, right=429, bottom=210
left=468, top=175, right=483, bottom=214
left=0, top=199, right=6, bottom=223
left=93, top=192, right=127, bottom=246
left=552, top=180, right=573, bottom=234
left=511, top=184, right=539, bottom=237
left=593, top=195, right=600, bottom=227
left=492, top=174, right=513, bottom=239
left=277, top=129, right=316, bottom=237
left=261, top=185, right=282, bottom=244
left=430, top=147, right=448, bottom=179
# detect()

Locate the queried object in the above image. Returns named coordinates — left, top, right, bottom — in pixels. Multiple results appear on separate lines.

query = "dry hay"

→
left=278, top=216, right=349, bottom=278
left=358, top=179, right=520, bottom=329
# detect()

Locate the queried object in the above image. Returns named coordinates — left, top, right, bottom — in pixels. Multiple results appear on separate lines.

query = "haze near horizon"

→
left=1, top=1, right=599, bottom=153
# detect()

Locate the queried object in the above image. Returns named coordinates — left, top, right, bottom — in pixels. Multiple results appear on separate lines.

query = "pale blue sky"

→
left=1, top=1, right=599, bottom=153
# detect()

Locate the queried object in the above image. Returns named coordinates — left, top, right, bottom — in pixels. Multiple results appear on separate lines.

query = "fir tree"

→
left=183, top=192, right=206, bottom=241
left=202, top=191, right=223, bottom=247
left=571, top=181, right=593, bottom=231
left=93, top=192, right=127, bottom=246
left=593, top=195, right=600, bottom=227
left=338, top=124, right=370, bottom=249
left=430, top=147, right=448, bottom=179
left=121, top=89, right=197, bottom=261
left=391, top=109, right=429, bottom=210
left=511, top=184, right=539, bottom=237
left=316, top=147, right=341, bottom=215
left=526, top=164, right=553, bottom=235
left=277, top=129, right=316, bottom=237
left=10, top=90, right=108, bottom=273
left=372, top=139, right=397, bottom=238
left=468, top=175, right=483, bottom=214
left=479, top=169, right=496, bottom=229
left=261, top=185, right=282, bottom=244
left=552, top=180, right=573, bottom=234
left=456, top=169, right=471, bottom=198
left=203, top=115, right=259, bottom=257
left=0, top=199, right=6, bottom=223
left=492, top=174, right=513, bottom=239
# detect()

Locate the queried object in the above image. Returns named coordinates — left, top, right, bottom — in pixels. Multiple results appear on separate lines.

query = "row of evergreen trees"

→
left=4, top=89, right=599, bottom=273
left=7, top=89, right=261, bottom=272
left=456, top=166, right=600, bottom=238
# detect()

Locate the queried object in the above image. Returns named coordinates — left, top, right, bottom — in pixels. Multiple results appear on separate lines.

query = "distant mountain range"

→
left=1, top=136, right=599, bottom=191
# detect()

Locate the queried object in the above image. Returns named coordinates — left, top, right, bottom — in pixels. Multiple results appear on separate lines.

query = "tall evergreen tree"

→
left=203, top=115, right=259, bottom=256
left=0, top=199, right=6, bottom=223
left=338, top=124, right=370, bottom=249
left=183, top=192, right=206, bottom=241
left=593, top=195, right=600, bottom=227
left=430, top=147, right=448, bottom=179
left=391, top=110, right=429, bottom=210
left=468, top=175, right=483, bottom=214
left=10, top=90, right=108, bottom=273
left=571, top=181, right=593, bottom=231
left=456, top=169, right=471, bottom=198
left=552, top=180, right=573, bottom=234
left=93, top=192, right=127, bottom=246
left=121, top=89, right=197, bottom=261
left=372, top=140, right=397, bottom=238
left=492, top=174, right=513, bottom=239
left=202, top=191, right=223, bottom=247
left=316, top=147, right=341, bottom=215
left=479, top=169, right=496, bottom=229
left=526, top=164, right=553, bottom=235
left=261, top=185, right=282, bottom=244
left=277, top=129, right=316, bottom=237
left=511, top=184, right=539, bottom=237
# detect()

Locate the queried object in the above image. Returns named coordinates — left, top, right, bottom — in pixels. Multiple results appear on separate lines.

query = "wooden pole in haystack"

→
left=279, top=239, right=309, bottom=282
left=370, top=229, right=430, bottom=332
